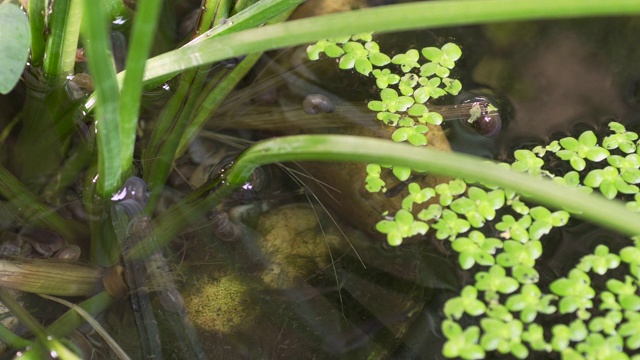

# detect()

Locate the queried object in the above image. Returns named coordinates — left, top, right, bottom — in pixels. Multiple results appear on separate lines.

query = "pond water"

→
left=1, top=1, right=640, bottom=359
left=188, top=15, right=640, bottom=360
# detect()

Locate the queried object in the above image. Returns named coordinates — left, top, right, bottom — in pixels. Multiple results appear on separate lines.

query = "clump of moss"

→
left=183, top=274, right=255, bottom=334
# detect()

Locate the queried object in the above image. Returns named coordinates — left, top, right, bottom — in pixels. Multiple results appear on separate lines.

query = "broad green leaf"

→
left=0, top=3, right=30, bottom=94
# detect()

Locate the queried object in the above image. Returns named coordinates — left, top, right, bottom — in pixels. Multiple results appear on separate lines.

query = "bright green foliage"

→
left=495, top=214, right=532, bottom=243
left=451, top=230, right=502, bottom=269
left=391, top=124, right=429, bottom=146
left=368, top=88, right=415, bottom=113
left=392, top=49, right=420, bottom=72
left=444, top=285, right=487, bottom=319
left=506, top=284, right=557, bottom=323
left=375, top=209, right=428, bottom=246
left=619, top=312, right=640, bottom=350
left=475, top=265, right=519, bottom=302
left=441, top=321, right=485, bottom=359
left=577, top=245, right=621, bottom=275
left=556, top=131, right=610, bottom=171
left=603, top=122, right=638, bottom=153
left=528, top=206, right=569, bottom=240
left=550, top=270, right=595, bottom=319
left=479, top=318, right=528, bottom=358
left=607, top=154, right=640, bottom=184
left=551, top=320, right=588, bottom=352
left=365, top=163, right=386, bottom=192
left=431, top=209, right=471, bottom=241
left=450, top=187, right=505, bottom=228
left=511, top=150, right=545, bottom=175
left=588, top=310, right=623, bottom=335
left=402, top=183, right=435, bottom=211
left=372, top=68, right=400, bottom=89
left=575, top=333, right=626, bottom=360
left=496, top=240, right=542, bottom=284
left=584, top=166, right=639, bottom=199
left=435, top=179, right=467, bottom=206
left=521, top=324, right=551, bottom=352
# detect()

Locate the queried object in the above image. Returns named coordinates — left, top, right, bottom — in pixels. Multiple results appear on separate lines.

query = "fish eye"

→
left=455, top=89, right=509, bottom=138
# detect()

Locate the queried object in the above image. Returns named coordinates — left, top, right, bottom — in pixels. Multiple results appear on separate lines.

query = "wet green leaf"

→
left=0, top=3, right=30, bottom=94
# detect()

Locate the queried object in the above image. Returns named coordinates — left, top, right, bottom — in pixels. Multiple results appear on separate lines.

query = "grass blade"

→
left=82, top=0, right=121, bottom=196
left=143, top=0, right=640, bottom=84
left=118, top=0, right=163, bottom=175
left=131, top=134, right=640, bottom=258
left=43, top=0, right=83, bottom=83
left=27, top=0, right=45, bottom=67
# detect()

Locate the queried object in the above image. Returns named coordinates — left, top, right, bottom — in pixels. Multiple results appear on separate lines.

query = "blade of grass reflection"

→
left=111, top=201, right=162, bottom=360
left=112, top=177, right=205, bottom=359
left=0, top=288, right=80, bottom=359
left=0, top=166, right=87, bottom=241
left=0, top=321, right=30, bottom=350
left=176, top=52, right=262, bottom=157
left=145, top=5, right=297, bottom=212
left=40, top=294, right=131, bottom=360
left=143, top=0, right=232, bottom=211
left=46, top=291, right=114, bottom=342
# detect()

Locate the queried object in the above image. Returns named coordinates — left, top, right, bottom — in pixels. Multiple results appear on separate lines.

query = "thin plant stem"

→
left=118, top=0, right=163, bottom=175
left=43, top=0, right=83, bottom=83
left=82, top=0, right=121, bottom=196
left=27, top=0, right=46, bottom=67
left=176, top=52, right=261, bottom=155
left=0, top=166, right=86, bottom=241
left=0, top=289, right=79, bottom=359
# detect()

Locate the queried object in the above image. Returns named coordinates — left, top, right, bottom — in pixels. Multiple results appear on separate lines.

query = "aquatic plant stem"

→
left=0, top=166, right=86, bottom=241
left=132, top=135, right=640, bottom=258
left=118, top=0, right=163, bottom=175
left=27, top=0, right=45, bottom=67
left=82, top=0, right=121, bottom=196
left=0, top=289, right=80, bottom=359
left=226, top=135, right=640, bottom=238
left=43, top=0, right=83, bottom=83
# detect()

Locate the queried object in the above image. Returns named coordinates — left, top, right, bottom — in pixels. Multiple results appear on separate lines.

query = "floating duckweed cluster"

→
left=309, top=34, right=640, bottom=359
left=307, top=33, right=462, bottom=210
left=439, top=121, right=640, bottom=359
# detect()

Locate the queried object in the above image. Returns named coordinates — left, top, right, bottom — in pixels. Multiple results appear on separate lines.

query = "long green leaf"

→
left=131, top=135, right=640, bottom=258
left=141, top=0, right=640, bottom=85
left=118, top=0, right=163, bottom=175
left=43, top=0, right=83, bottom=83
left=27, top=0, right=45, bottom=67
left=82, top=0, right=121, bottom=196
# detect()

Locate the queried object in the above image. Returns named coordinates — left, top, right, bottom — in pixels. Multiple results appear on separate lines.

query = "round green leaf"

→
left=0, top=3, right=30, bottom=94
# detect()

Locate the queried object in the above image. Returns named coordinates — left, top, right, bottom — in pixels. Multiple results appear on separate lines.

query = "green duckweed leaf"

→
left=391, top=49, right=420, bottom=72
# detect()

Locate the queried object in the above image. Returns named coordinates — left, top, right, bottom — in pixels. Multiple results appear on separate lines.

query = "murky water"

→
left=1, top=0, right=640, bottom=358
